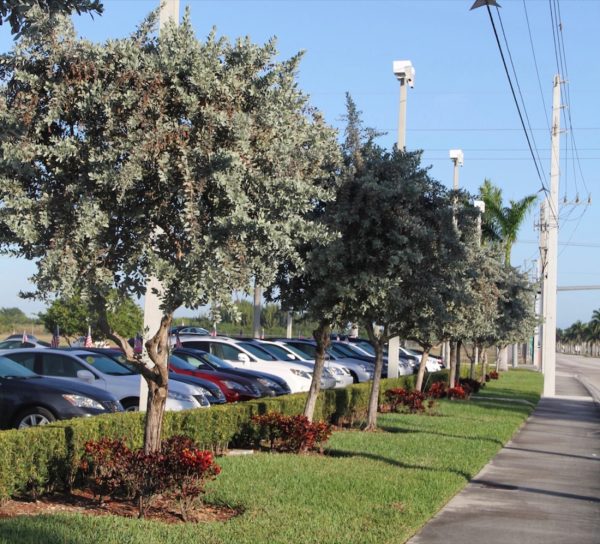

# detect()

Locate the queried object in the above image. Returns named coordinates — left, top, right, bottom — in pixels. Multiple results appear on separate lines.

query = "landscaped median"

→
left=0, top=369, right=542, bottom=544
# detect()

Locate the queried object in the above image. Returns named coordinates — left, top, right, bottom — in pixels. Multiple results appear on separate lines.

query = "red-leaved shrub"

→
left=79, top=436, right=221, bottom=520
left=447, top=385, right=469, bottom=400
left=250, top=413, right=332, bottom=453
left=426, top=382, right=448, bottom=399
left=384, top=388, right=433, bottom=413
left=489, top=370, right=499, bottom=380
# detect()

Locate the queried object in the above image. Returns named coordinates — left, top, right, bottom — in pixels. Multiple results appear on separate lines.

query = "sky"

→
left=0, top=0, right=598, bottom=328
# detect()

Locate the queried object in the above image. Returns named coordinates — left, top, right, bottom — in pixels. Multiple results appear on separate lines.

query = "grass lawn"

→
left=0, top=370, right=542, bottom=544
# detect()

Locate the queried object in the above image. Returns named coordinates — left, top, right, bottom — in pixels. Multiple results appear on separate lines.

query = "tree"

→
left=0, top=307, right=34, bottom=330
left=479, top=179, right=537, bottom=266
left=39, top=292, right=142, bottom=343
left=0, top=11, right=338, bottom=451
left=0, top=0, right=102, bottom=35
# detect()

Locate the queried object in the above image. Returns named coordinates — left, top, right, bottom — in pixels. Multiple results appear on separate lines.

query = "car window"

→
left=40, top=353, right=84, bottom=377
left=81, top=354, right=134, bottom=375
left=0, top=355, right=37, bottom=378
left=0, top=340, right=36, bottom=349
left=181, top=341, right=212, bottom=352
left=3, top=351, right=36, bottom=371
left=260, top=344, right=295, bottom=360
left=199, top=351, right=234, bottom=369
left=169, top=354, right=200, bottom=371
left=218, top=343, right=243, bottom=361
left=288, top=342, right=317, bottom=358
left=238, top=342, right=276, bottom=361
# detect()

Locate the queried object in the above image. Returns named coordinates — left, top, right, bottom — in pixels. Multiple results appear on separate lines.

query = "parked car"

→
left=77, top=347, right=228, bottom=405
left=172, top=348, right=291, bottom=396
left=176, top=336, right=314, bottom=393
left=0, top=339, right=50, bottom=349
left=249, top=339, right=354, bottom=389
left=278, top=339, right=374, bottom=383
left=0, top=355, right=123, bottom=429
left=170, top=326, right=209, bottom=336
left=1, top=348, right=210, bottom=412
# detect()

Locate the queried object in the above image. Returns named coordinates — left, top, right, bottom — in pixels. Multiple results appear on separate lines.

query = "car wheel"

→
left=121, top=399, right=140, bottom=412
left=14, top=407, right=56, bottom=429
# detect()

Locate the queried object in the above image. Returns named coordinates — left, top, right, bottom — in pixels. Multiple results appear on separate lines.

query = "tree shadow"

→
left=325, top=449, right=472, bottom=481
left=378, top=425, right=504, bottom=447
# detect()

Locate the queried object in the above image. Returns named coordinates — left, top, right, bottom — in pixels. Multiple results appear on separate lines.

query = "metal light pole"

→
left=140, top=0, right=180, bottom=410
left=473, top=199, right=485, bottom=371
left=387, top=60, right=415, bottom=378
left=449, top=149, right=464, bottom=190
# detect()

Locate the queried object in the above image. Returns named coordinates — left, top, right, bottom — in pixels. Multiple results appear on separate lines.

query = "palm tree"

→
left=479, top=179, right=537, bottom=266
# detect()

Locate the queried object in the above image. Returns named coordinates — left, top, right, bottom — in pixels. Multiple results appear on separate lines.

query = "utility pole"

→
left=252, top=281, right=262, bottom=338
left=140, top=0, right=180, bottom=410
left=541, top=75, right=561, bottom=397
left=388, top=60, right=415, bottom=378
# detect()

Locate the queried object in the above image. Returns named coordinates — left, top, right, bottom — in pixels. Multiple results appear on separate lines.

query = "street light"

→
left=449, top=149, right=464, bottom=190
left=393, top=60, right=415, bottom=151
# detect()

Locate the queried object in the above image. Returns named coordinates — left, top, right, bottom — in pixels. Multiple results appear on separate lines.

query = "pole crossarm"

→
left=557, top=285, right=600, bottom=291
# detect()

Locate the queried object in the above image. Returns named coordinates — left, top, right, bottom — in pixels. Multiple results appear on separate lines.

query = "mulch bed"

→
left=0, top=489, right=241, bottom=524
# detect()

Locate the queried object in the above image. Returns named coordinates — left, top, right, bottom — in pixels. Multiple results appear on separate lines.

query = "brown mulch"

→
left=0, top=489, right=241, bottom=524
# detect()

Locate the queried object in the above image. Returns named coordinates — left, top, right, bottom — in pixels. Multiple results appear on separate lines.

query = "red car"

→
left=168, top=354, right=265, bottom=403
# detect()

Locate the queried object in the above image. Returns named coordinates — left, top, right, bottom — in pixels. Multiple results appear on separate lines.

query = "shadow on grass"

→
left=378, top=425, right=504, bottom=447
left=0, top=516, right=86, bottom=544
left=325, top=449, right=472, bottom=481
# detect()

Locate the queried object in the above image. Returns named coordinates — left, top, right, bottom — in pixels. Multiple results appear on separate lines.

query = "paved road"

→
left=407, top=356, right=600, bottom=544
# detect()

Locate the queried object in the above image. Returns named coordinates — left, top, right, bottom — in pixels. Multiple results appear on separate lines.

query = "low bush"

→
left=459, top=377, right=482, bottom=394
left=489, top=371, right=499, bottom=380
left=447, top=386, right=469, bottom=400
left=426, top=381, right=447, bottom=399
left=384, top=388, right=436, bottom=414
left=79, top=435, right=220, bottom=520
left=248, top=413, right=332, bottom=453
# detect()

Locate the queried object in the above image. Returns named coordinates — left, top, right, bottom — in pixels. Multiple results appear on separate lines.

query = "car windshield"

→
left=354, top=342, right=375, bottom=355
left=332, top=343, right=363, bottom=357
left=289, top=342, right=317, bottom=358
left=237, top=342, right=277, bottom=361
left=260, top=344, right=295, bottom=361
left=169, top=354, right=198, bottom=371
left=194, top=351, right=234, bottom=369
left=279, top=343, right=310, bottom=360
left=80, top=353, right=134, bottom=376
left=0, top=355, right=38, bottom=378
left=0, top=340, right=37, bottom=349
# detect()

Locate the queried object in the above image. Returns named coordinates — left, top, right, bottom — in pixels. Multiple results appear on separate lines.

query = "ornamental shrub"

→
left=489, top=371, right=499, bottom=380
left=249, top=413, right=332, bottom=453
left=426, top=382, right=448, bottom=399
left=384, top=388, right=433, bottom=414
left=447, top=386, right=469, bottom=400
left=459, top=378, right=482, bottom=394
left=79, top=436, right=221, bottom=519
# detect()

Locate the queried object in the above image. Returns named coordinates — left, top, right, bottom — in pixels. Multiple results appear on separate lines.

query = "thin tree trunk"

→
left=415, top=347, right=431, bottom=392
left=455, top=340, right=462, bottom=385
left=364, top=323, right=386, bottom=431
left=470, top=344, right=479, bottom=380
left=481, top=348, right=489, bottom=381
left=497, top=346, right=508, bottom=371
left=144, top=379, right=167, bottom=453
left=448, top=342, right=456, bottom=387
left=304, top=321, right=331, bottom=421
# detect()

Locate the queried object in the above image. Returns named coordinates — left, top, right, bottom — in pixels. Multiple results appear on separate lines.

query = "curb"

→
left=575, top=374, right=600, bottom=407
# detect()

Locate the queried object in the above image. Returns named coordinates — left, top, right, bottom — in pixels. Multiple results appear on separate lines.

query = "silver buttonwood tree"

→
left=0, top=10, right=338, bottom=451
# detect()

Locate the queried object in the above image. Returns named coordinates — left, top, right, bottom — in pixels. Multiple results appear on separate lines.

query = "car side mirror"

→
left=237, top=353, right=250, bottom=364
left=76, top=369, right=95, bottom=384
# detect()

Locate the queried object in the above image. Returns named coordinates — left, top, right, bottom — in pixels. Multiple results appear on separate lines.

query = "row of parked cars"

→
left=0, top=332, right=443, bottom=430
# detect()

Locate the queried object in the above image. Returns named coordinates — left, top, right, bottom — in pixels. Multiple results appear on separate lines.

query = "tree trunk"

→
left=415, top=347, right=431, bottom=392
left=304, top=321, right=331, bottom=421
left=144, top=378, right=167, bottom=453
left=470, top=344, right=479, bottom=380
left=497, top=346, right=509, bottom=371
left=448, top=342, right=456, bottom=387
left=455, top=340, right=462, bottom=385
left=364, top=323, right=386, bottom=431
left=481, top=348, right=488, bottom=381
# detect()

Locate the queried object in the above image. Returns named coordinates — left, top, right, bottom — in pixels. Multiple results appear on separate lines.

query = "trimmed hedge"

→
left=0, top=372, right=447, bottom=500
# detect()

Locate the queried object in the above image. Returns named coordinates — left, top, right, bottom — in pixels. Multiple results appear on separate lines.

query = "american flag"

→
left=174, top=333, right=183, bottom=348
left=134, top=334, right=143, bottom=354
left=50, top=326, right=60, bottom=348
left=22, top=331, right=28, bottom=343
left=84, top=326, right=93, bottom=348
left=210, top=324, right=217, bottom=337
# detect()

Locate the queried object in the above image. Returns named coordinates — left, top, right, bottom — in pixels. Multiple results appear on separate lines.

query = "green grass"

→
left=0, top=370, right=542, bottom=544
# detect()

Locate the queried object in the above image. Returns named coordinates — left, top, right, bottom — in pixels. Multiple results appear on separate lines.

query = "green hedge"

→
left=0, top=372, right=447, bottom=500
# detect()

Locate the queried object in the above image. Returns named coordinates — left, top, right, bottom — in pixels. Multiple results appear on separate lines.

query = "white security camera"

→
left=393, top=60, right=415, bottom=88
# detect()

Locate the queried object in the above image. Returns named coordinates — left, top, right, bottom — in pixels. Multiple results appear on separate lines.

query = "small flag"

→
left=50, top=325, right=60, bottom=348
left=22, top=331, right=28, bottom=343
left=84, top=326, right=93, bottom=348
left=210, top=325, right=217, bottom=337
left=174, top=333, right=183, bottom=349
left=134, top=334, right=143, bottom=354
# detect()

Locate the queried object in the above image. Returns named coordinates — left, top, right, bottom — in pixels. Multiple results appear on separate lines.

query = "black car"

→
left=0, top=355, right=123, bottom=429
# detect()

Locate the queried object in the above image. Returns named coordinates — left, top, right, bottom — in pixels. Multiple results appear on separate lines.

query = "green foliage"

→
left=0, top=307, right=36, bottom=331
left=38, top=292, right=143, bottom=341
left=0, top=0, right=102, bottom=36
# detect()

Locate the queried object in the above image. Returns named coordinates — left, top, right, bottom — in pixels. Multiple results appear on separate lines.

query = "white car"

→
left=257, top=340, right=354, bottom=389
left=1, top=348, right=210, bottom=412
left=176, top=336, right=314, bottom=393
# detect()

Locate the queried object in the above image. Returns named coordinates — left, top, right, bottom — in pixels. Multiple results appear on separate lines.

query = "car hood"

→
left=6, top=375, right=118, bottom=401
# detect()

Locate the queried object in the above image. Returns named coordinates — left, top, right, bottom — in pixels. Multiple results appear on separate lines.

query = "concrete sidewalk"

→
left=407, top=371, right=600, bottom=544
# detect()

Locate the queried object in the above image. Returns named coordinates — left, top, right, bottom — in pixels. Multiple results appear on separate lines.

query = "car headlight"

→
left=193, top=386, right=214, bottom=397
left=222, top=380, right=250, bottom=392
left=62, top=394, right=104, bottom=410
left=290, top=368, right=312, bottom=379
left=167, top=390, right=196, bottom=403
left=256, top=377, right=281, bottom=389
